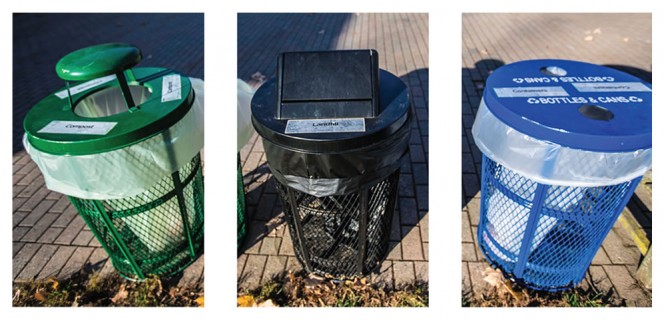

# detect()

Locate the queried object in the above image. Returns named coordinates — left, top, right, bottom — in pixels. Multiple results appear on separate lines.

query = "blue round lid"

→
left=483, top=59, right=651, bottom=152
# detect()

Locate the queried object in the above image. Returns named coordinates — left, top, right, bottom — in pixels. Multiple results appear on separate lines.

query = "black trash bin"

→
left=251, top=50, right=411, bottom=277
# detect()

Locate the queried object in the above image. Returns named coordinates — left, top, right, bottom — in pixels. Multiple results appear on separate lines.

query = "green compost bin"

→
left=23, top=43, right=204, bottom=280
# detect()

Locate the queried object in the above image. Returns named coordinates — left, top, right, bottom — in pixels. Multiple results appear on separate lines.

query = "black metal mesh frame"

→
left=237, top=156, right=247, bottom=248
left=276, top=170, right=400, bottom=278
left=69, top=153, right=204, bottom=280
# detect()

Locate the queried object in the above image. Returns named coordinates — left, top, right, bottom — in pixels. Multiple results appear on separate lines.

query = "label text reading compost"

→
left=38, top=120, right=117, bottom=135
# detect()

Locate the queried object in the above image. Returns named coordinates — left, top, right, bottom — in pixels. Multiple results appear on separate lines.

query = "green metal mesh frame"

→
left=237, top=157, right=247, bottom=248
left=69, top=153, right=204, bottom=280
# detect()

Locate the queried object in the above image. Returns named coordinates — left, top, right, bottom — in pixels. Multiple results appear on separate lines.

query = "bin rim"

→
left=483, top=59, right=651, bottom=152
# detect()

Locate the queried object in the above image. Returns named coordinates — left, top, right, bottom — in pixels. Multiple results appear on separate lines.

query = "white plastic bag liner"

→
left=237, top=79, right=256, bottom=152
left=472, top=100, right=652, bottom=187
left=24, top=77, right=205, bottom=200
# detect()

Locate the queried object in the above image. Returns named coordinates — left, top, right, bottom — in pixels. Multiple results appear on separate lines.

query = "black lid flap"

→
left=277, top=50, right=379, bottom=119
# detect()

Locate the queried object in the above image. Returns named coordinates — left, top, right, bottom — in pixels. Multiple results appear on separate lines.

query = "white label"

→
left=572, top=82, right=651, bottom=92
left=161, top=75, right=182, bottom=102
left=494, top=86, right=569, bottom=97
left=54, top=75, right=117, bottom=99
left=285, top=118, right=366, bottom=134
left=38, top=121, right=117, bottom=135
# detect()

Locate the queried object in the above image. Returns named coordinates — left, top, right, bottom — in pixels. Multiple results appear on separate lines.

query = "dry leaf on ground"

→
left=258, top=299, right=277, bottom=307
left=482, top=267, right=504, bottom=288
left=111, top=284, right=128, bottom=303
left=195, top=296, right=204, bottom=307
left=237, top=295, right=256, bottom=307
left=34, top=289, right=46, bottom=302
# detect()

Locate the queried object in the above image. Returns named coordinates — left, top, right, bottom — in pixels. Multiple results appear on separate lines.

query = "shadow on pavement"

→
left=461, top=59, right=505, bottom=209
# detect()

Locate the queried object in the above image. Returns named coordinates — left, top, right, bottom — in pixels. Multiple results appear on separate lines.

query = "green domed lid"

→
left=24, top=67, right=194, bottom=156
left=25, top=43, right=195, bottom=156
left=55, top=43, right=142, bottom=81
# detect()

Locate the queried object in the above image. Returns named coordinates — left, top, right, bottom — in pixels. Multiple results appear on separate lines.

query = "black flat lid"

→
left=251, top=50, right=409, bottom=153
left=276, top=50, right=380, bottom=120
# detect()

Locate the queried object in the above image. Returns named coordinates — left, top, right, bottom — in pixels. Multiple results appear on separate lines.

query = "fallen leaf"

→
left=258, top=299, right=277, bottom=307
left=502, top=281, right=524, bottom=301
left=12, top=289, right=21, bottom=302
left=584, top=35, right=594, bottom=41
left=111, top=284, right=128, bottom=303
left=47, top=278, right=59, bottom=291
left=304, top=276, right=324, bottom=289
left=195, top=296, right=204, bottom=307
left=34, top=289, right=46, bottom=302
left=302, top=279, right=321, bottom=290
left=237, top=295, right=256, bottom=307
left=482, top=267, right=504, bottom=288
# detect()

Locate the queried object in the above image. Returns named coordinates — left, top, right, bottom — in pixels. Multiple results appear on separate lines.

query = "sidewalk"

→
left=12, top=13, right=204, bottom=289
left=461, top=13, right=652, bottom=306
left=237, top=13, right=429, bottom=290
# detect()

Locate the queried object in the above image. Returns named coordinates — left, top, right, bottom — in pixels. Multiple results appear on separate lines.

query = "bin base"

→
left=276, top=170, right=400, bottom=278
left=478, top=155, right=640, bottom=291
left=69, top=153, right=205, bottom=280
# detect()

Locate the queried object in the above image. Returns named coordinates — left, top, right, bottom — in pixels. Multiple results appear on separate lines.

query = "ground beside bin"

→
left=462, top=13, right=652, bottom=306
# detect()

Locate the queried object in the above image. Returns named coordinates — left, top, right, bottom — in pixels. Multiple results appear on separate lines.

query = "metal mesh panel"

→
left=478, top=155, right=639, bottom=291
left=276, top=170, right=399, bottom=278
left=69, top=153, right=204, bottom=280
left=237, top=160, right=247, bottom=247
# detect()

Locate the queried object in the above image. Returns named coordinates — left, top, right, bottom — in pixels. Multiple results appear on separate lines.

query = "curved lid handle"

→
left=55, top=43, right=142, bottom=81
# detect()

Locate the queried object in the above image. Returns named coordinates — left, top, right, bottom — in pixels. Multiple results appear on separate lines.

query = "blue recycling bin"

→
left=472, top=59, right=652, bottom=291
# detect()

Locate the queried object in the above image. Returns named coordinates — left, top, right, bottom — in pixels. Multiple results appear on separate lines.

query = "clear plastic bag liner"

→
left=237, top=79, right=256, bottom=152
left=264, top=121, right=410, bottom=197
left=472, top=99, right=651, bottom=187
left=24, top=77, right=205, bottom=199
left=75, top=85, right=151, bottom=117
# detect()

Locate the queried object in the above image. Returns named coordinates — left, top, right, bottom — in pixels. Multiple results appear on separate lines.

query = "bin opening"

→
left=578, top=104, right=614, bottom=121
left=276, top=50, right=380, bottom=120
left=540, top=66, right=567, bottom=76
left=75, top=85, right=152, bottom=118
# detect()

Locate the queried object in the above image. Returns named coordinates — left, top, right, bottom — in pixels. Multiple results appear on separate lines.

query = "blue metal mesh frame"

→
left=477, top=155, right=641, bottom=291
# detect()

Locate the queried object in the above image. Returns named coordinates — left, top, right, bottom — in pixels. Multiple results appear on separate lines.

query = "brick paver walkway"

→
left=462, top=13, right=652, bottom=306
left=12, top=13, right=204, bottom=289
left=237, top=13, right=429, bottom=289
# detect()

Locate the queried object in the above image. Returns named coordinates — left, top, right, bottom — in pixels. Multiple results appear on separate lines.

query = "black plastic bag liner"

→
left=251, top=50, right=410, bottom=197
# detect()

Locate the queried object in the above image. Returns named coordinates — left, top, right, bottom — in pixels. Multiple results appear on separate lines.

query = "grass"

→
left=238, top=271, right=428, bottom=307
left=12, top=270, right=203, bottom=307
